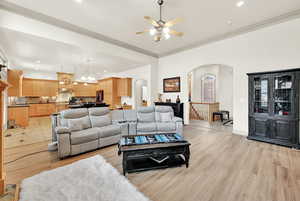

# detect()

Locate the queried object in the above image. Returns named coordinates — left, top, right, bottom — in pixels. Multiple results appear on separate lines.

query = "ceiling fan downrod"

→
left=158, top=0, right=164, bottom=21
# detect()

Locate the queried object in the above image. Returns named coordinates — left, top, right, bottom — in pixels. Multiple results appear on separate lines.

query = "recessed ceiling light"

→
left=227, top=20, right=233, bottom=25
left=103, top=70, right=107, bottom=73
left=236, top=1, right=245, bottom=7
left=74, top=0, right=82, bottom=3
left=35, top=60, right=41, bottom=64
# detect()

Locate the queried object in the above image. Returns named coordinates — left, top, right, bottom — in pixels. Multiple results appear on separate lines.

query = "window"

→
left=201, top=74, right=216, bottom=103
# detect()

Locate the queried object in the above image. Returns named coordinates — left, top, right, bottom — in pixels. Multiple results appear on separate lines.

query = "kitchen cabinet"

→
left=29, top=103, right=57, bottom=117
left=7, top=69, right=23, bottom=97
left=8, top=106, right=29, bottom=127
left=98, top=77, right=121, bottom=109
left=73, top=82, right=98, bottom=97
left=23, top=78, right=58, bottom=97
left=117, top=78, right=132, bottom=97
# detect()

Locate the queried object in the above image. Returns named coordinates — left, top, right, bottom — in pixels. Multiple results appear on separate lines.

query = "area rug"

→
left=19, top=155, right=151, bottom=201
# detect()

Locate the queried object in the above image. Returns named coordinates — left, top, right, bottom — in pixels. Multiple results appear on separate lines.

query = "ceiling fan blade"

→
left=164, top=18, right=183, bottom=27
left=136, top=30, right=149, bottom=35
left=144, top=16, right=159, bottom=27
left=169, top=29, right=184, bottom=37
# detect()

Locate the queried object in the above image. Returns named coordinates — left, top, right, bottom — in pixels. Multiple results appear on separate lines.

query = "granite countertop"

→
left=8, top=104, right=30, bottom=108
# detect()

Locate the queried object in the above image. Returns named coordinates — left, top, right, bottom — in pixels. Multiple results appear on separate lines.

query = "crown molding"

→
left=0, top=1, right=159, bottom=58
left=160, top=8, right=300, bottom=57
left=1, top=1, right=300, bottom=59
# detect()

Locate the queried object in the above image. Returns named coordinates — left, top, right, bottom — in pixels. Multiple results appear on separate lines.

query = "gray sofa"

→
left=112, top=105, right=183, bottom=135
left=53, top=107, right=127, bottom=159
left=52, top=106, right=183, bottom=159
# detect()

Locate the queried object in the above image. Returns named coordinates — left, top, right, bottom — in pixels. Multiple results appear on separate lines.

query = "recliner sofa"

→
left=112, top=105, right=183, bottom=135
left=53, top=107, right=126, bottom=159
left=52, top=106, right=183, bottom=159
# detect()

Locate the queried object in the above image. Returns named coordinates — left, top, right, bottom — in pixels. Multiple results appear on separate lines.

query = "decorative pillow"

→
left=160, top=112, right=172, bottom=122
left=90, top=115, right=111, bottom=128
left=67, top=116, right=91, bottom=131
left=137, top=112, right=155, bottom=122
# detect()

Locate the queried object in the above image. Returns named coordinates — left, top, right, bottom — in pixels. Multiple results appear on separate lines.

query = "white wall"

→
left=158, top=17, right=300, bottom=135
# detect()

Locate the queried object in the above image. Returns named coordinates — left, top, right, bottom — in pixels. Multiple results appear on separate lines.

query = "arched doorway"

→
left=187, top=64, right=234, bottom=131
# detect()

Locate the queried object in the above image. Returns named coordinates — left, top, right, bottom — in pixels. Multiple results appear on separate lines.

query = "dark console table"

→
left=154, top=102, right=184, bottom=120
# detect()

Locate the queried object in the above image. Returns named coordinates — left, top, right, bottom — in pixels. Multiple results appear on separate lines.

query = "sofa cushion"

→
left=137, top=112, right=155, bottom=122
left=68, top=116, right=91, bottom=132
left=88, top=107, right=110, bottom=116
left=71, top=128, right=99, bottom=145
left=90, top=115, right=111, bottom=128
left=160, top=112, right=172, bottom=122
left=60, top=108, right=89, bottom=119
left=156, top=122, right=176, bottom=132
left=137, top=122, right=157, bottom=132
left=124, top=110, right=137, bottom=122
left=98, top=125, right=121, bottom=138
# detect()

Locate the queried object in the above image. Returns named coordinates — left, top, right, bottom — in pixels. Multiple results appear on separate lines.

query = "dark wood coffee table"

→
left=118, top=134, right=191, bottom=176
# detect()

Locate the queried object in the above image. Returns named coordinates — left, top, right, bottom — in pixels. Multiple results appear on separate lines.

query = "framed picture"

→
left=163, top=77, right=181, bottom=93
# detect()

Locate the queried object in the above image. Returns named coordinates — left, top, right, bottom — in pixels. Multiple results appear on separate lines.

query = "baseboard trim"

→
left=232, top=129, right=248, bottom=136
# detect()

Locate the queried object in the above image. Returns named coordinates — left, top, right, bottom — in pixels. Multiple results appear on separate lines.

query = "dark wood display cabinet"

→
left=247, top=68, right=300, bottom=148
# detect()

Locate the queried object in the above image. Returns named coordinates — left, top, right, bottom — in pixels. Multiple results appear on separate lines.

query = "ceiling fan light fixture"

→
left=149, top=28, right=157, bottom=36
left=164, top=33, right=171, bottom=40
left=163, top=27, right=170, bottom=34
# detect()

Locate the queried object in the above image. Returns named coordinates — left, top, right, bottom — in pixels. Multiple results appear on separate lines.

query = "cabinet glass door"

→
left=274, top=75, right=293, bottom=116
left=253, top=77, right=269, bottom=114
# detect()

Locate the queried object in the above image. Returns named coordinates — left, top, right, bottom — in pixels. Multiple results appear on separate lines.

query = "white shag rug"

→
left=19, top=155, right=151, bottom=201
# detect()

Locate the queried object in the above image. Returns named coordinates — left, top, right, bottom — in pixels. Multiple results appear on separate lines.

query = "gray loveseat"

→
left=53, top=107, right=127, bottom=159
left=112, top=105, right=183, bottom=135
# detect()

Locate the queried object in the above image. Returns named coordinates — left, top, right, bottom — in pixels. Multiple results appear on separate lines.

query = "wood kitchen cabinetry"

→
left=29, top=103, right=56, bottom=117
left=23, top=78, right=58, bottom=97
left=98, top=77, right=121, bottom=109
left=8, top=106, right=29, bottom=127
left=73, top=82, right=98, bottom=97
left=117, top=78, right=132, bottom=97
left=7, top=69, right=23, bottom=97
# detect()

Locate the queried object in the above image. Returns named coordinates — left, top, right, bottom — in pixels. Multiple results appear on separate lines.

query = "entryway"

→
left=187, top=64, right=234, bottom=132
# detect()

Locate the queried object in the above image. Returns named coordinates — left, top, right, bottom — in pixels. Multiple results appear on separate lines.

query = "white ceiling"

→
left=3, top=0, right=300, bottom=56
left=0, top=27, right=146, bottom=78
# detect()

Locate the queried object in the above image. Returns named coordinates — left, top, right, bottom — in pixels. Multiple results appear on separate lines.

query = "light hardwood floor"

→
left=4, top=117, right=52, bottom=149
left=5, top=122, right=300, bottom=201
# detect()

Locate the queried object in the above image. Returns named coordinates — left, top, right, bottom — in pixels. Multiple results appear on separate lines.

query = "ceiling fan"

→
left=136, top=0, right=183, bottom=42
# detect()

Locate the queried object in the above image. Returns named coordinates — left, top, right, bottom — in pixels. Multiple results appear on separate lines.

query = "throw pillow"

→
left=160, top=112, right=172, bottom=122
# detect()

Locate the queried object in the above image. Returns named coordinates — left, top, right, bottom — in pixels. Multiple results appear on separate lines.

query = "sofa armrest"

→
left=55, top=127, right=71, bottom=134
left=57, top=134, right=71, bottom=159
left=172, top=117, right=183, bottom=123
left=128, top=121, right=137, bottom=135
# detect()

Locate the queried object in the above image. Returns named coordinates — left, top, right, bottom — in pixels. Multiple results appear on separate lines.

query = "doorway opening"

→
left=188, top=64, right=234, bottom=132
